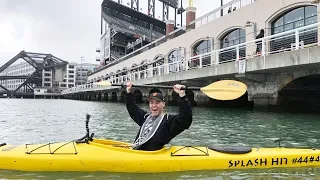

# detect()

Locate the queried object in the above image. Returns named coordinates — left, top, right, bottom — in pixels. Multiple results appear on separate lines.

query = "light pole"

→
left=80, top=56, right=84, bottom=85
left=221, top=0, right=223, bottom=17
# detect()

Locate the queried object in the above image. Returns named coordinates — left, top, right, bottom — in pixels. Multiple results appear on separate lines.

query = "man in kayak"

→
left=125, top=81, right=192, bottom=151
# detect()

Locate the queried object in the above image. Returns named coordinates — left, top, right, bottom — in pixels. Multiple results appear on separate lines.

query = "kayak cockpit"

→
left=208, top=145, right=252, bottom=154
left=0, top=143, right=6, bottom=147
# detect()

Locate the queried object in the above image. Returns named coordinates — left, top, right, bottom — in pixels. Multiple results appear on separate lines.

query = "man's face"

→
left=149, top=99, right=165, bottom=116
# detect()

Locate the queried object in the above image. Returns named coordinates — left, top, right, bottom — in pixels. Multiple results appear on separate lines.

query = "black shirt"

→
left=125, top=92, right=193, bottom=151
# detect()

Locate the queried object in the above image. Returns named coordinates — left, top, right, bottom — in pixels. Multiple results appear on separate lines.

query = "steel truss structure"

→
left=0, top=51, right=68, bottom=96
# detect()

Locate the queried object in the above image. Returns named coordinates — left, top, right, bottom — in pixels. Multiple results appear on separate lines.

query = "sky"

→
left=0, top=0, right=227, bottom=66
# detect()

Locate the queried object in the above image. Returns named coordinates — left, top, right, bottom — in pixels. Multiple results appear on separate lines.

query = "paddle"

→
left=94, top=80, right=247, bottom=101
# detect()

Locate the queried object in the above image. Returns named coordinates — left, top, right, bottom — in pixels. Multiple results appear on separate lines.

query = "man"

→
left=255, top=29, right=265, bottom=55
left=124, top=81, right=192, bottom=151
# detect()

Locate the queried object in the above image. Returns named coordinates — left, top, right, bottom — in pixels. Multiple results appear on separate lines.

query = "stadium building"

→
left=98, top=0, right=170, bottom=67
left=85, top=0, right=318, bottom=85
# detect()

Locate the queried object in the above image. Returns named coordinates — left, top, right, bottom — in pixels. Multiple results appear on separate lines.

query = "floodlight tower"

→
left=148, top=0, right=155, bottom=17
left=131, top=0, right=139, bottom=11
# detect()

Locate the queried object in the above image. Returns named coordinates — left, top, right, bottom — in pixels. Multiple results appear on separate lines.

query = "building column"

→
left=166, top=20, right=175, bottom=36
left=186, top=7, right=197, bottom=31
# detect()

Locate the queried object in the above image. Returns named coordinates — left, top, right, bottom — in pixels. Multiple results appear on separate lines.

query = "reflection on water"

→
left=1, top=99, right=320, bottom=179
left=1, top=168, right=320, bottom=179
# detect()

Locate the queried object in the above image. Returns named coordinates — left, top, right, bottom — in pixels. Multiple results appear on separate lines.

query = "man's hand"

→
left=126, top=81, right=133, bottom=93
left=173, top=84, right=186, bottom=97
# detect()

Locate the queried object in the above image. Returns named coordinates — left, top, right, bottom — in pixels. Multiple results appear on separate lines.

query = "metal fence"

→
left=63, top=22, right=320, bottom=94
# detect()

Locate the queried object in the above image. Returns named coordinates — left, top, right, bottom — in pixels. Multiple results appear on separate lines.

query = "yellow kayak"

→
left=1, top=138, right=320, bottom=173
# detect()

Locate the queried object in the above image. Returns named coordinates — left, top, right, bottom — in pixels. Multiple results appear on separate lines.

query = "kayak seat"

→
left=208, top=145, right=252, bottom=154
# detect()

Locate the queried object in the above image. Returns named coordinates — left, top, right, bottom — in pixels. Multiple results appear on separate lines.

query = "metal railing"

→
left=191, top=0, right=255, bottom=29
left=62, top=22, right=320, bottom=94
left=93, top=0, right=255, bottom=74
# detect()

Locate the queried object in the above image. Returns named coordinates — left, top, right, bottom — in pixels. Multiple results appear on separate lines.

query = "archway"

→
left=103, top=92, right=108, bottom=101
left=270, top=5, right=318, bottom=53
left=111, top=92, right=117, bottom=102
left=97, top=93, right=102, bottom=101
left=219, top=28, right=246, bottom=63
left=120, top=91, right=126, bottom=102
left=133, top=89, right=143, bottom=103
left=278, top=75, right=320, bottom=113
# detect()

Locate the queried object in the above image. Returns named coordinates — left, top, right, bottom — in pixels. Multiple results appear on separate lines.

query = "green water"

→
left=1, top=98, right=320, bottom=179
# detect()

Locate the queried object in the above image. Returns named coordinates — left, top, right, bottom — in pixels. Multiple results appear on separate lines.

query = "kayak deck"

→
left=1, top=138, right=320, bottom=173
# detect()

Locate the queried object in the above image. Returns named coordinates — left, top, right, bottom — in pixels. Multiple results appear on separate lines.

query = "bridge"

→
left=0, top=51, right=68, bottom=97
left=62, top=22, right=320, bottom=111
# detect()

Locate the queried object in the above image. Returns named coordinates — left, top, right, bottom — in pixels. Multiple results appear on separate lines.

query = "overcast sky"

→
left=0, top=0, right=227, bottom=66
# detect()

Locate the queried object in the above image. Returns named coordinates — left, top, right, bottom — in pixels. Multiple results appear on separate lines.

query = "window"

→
left=168, top=49, right=182, bottom=73
left=152, top=56, right=165, bottom=76
left=271, top=6, right=317, bottom=52
left=220, top=29, right=246, bottom=62
left=192, top=40, right=212, bottom=67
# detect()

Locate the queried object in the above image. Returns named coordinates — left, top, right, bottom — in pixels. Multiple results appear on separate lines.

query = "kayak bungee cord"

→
left=25, top=141, right=78, bottom=154
left=24, top=114, right=94, bottom=155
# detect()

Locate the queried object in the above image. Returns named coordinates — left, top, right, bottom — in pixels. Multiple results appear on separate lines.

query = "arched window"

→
left=122, top=67, right=128, bottom=75
left=219, top=28, right=246, bottom=63
left=121, top=67, right=128, bottom=81
left=153, top=55, right=165, bottom=76
left=194, top=40, right=211, bottom=55
left=271, top=6, right=317, bottom=52
left=139, top=60, right=148, bottom=79
left=131, top=63, right=138, bottom=80
left=192, top=40, right=211, bottom=67
left=115, top=70, right=121, bottom=83
left=168, top=49, right=182, bottom=73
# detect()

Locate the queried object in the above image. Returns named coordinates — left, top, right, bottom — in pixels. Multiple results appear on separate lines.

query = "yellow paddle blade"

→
left=94, top=81, right=112, bottom=86
left=200, top=80, right=247, bottom=100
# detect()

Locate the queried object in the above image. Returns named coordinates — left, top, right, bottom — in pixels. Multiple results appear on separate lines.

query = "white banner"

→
left=104, top=28, right=111, bottom=61
left=238, top=59, right=246, bottom=74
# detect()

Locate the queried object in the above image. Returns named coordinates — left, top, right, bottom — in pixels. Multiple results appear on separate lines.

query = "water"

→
left=1, top=98, right=320, bottom=179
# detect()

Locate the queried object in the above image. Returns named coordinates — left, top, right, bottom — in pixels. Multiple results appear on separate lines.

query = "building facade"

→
left=98, top=0, right=166, bottom=68
left=0, top=62, right=36, bottom=92
left=88, top=0, right=319, bottom=82
left=75, top=63, right=98, bottom=85
left=57, top=63, right=77, bottom=89
left=0, top=61, right=77, bottom=92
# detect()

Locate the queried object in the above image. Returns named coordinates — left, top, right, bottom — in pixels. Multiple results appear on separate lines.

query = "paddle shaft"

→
left=111, top=84, right=200, bottom=90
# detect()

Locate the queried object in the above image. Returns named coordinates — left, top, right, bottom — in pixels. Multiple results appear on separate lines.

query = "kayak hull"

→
left=1, top=138, right=320, bottom=173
